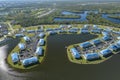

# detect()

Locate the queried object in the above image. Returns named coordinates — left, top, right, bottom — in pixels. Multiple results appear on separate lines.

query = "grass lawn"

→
left=67, top=45, right=113, bottom=64
left=7, top=32, right=47, bottom=69
left=7, top=24, right=119, bottom=69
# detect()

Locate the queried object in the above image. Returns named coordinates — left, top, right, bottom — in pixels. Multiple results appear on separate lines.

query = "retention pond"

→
left=0, top=34, right=120, bottom=80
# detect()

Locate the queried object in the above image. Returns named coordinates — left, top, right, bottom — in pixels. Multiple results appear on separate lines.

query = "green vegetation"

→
left=108, top=15, right=120, bottom=19
left=6, top=24, right=120, bottom=69
left=67, top=45, right=112, bottom=64
left=67, top=33, right=114, bottom=64
left=7, top=33, right=47, bottom=69
left=55, top=15, right=80, bottom=19
left=6, top=24, right=82, bottom=69
left=7, top=35, right=47, bottom=69
left=86, top=13, right=120, bottom=27
left=1, top=0, right=120, bottom=69
left=0, top=1, right=120, bottom=28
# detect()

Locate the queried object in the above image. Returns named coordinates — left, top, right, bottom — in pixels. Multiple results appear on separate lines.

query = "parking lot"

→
left=75, top=33, right=118, bottom=55
left=19, top=33, right=40, bottom=61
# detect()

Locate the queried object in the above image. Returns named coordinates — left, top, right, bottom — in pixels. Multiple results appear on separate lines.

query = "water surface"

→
left=54, top=11, right=120, bottom=24
left=1, top=34, right=120, bottom=80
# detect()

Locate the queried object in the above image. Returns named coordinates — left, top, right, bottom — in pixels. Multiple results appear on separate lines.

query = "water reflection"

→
left=0, top=45, right=29, bottom=80
left=0, top=34, right=120, bottom=80
left=54, top=11, right=120, bottom=24
left=102, top=14, right=120, bottom=23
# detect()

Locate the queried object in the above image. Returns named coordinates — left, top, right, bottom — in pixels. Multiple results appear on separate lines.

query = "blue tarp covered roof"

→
left=91, top=29, right=101, bottom=33
left=22, top=57, right=38, bottom=66
left=84, top=24, right=88, bottom=28
left=91, top=39, right=102, bottom=45
left=102, top=36, right=111, bottom=41
left=54, top=28, right=61, bottom=30
left=93, top=25, right=98, bottom=29
left=69, top=29, right=78, bottom=33
left=59, top=25, right=64, bottom=28
left=81, top=29, right=89, bottom=33
left=18, top=43, right=26, bottom=50
left=11, top=53, right=19, bottom=63
left=35, top=47, right=43, bottom=56
left=117, top=41, right=120, bottom=45
left=70, top=48, right=80, bottom=59
left=15, top=34, right=24, bottom=37
left=80, top=42, right=92, bottom=48
left=59, top=30, right=67, bottom=33
left=100, top=49, right=112, bottom=57
left=83, top=53, right=100, bottom=60
left=48, top=31, right=57, bottom=35
left=70, top=28, right=79, bottom=30
left=104, top=29, right=112, bottom=32
left=115, top=43, right=120, bottom=48
left=38, top=33, right=45, bottom=38
left=27, top=30, right=35, bottom=33
left=46, top=28, right=53, bottom=31
left=113, top=31, right=120, bottom=34
left=68, top=25, right=72, bottom=28
left=23, top=36, right=30, bottom=42
left=102, top=31, right=109, bottom=36
left=108, top=44, right=119, bottom=51
left=38, top=39, right=45, bottom=46
left=36, top=29, right=44, bottom=32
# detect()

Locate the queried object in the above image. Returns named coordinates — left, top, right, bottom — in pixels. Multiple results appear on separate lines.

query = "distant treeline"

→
left=12, top=10, right=120, bottom=28
left=108, top=15, right=120, bottom=20
left=1, top=1, right=120, bottom=28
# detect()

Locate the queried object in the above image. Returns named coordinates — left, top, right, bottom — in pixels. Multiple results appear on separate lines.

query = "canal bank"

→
left=6, top=24, right=120, bottom=69
left=54, top=11, right=120, bottom=24
left=0, top=31, right=120, bottom=80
